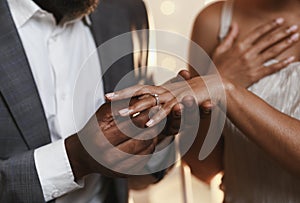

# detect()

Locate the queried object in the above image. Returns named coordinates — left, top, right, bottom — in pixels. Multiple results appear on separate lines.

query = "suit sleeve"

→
left=0, top=150, right=45, bottom=203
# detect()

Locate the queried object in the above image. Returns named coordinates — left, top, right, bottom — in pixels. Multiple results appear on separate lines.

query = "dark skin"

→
left=65, top=88, right=185, bottom=187
left=65, top=71, right=194, bottom=189
left=66, top=101, right=162, bottom=180
left=233, top=0, right=300, bottom=60
left=31, top=0, right=185, bottom=189
left=185, top=0, right=300, bottom=182
left=107, top=3, right=300, bottom=182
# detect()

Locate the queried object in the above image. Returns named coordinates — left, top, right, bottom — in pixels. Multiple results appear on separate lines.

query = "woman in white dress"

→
left=106, top=0, right=300, bottom=202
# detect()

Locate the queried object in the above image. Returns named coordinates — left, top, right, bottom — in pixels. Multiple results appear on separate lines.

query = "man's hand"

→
left=65, top=69, right=197, bottom=181
left=65, top=101, right=162, bottom=180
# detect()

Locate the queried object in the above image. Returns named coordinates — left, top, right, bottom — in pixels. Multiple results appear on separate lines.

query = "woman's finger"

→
left=144, top=77, right=211, bottom=127
left=214, top=22, right=239, bottom=55
left=260, top=32, right=299, bottom=62
left=106, top=85, right=166, bottom=101
left=250, top=25, right=299, bottom=55
left=201, top=100, right=213, bottom=115
left=146, top=99, right=178, bottom=127
left=178, top=70, right=192, bottom=80
left=118, top=96, right=155, bottom=116
left=258, top=56, right=296, bottom=79
left=119, top=92, right=176, bottom=117
left=238, top=18, right=284, bottom=52
left=106, top=85, right=142, bottom=100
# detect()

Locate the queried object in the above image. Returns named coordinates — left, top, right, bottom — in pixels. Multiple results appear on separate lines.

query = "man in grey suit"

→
left=0, top=0, right=184, bottom=202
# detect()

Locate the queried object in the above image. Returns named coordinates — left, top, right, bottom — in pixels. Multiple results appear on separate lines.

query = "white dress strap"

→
left=219, top=0, right=234, bottom=41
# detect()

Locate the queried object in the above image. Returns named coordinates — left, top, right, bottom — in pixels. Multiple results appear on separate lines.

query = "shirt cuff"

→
left=34, top=139, right=84, bottom=202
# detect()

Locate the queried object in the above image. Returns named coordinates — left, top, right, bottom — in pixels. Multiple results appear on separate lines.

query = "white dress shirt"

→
left=7, top=0, right=106, bottom=202
left=7, top=1, right=174, bottom=202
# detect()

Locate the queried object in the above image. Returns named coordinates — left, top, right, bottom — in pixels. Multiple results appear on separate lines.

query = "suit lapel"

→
left=89, top=3, right=130, bottom=202
left=90, top=2, right=136, bottom=93
left=0, top=0, right=51, bottom=149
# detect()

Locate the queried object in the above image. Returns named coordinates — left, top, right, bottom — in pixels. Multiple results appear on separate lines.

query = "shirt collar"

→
left=7, top=0, right=92, bottom=28
left=7, top=0, right=41, bottom=28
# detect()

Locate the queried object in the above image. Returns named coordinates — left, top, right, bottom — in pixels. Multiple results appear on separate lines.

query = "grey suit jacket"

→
left=0, top=0, right=149, bottom=202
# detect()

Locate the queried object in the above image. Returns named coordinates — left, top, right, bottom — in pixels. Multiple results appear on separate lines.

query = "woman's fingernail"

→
left=146, top=119, right=154, bottom=127
left=289, top=33, right=300, bottom=42
left=275, top=17, right=284, bottom=25
left=119, top=108, right=132, bottom=116
left=284, top=56, right=295, bottom=64
left=286, top=25, right=298, bottom=34
left=105, top=93, right=115, bottom=99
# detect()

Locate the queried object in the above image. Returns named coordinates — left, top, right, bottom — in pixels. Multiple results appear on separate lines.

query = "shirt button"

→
left=52, top=190, right=60, bottom=198
left=50, top=36, right=57, bottom=42
left=61, top=94, right=66, bottom=100
left=39, top=11, right=46, bottom=17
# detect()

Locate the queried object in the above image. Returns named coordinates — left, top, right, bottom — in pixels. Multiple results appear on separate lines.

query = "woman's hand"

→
left=106, top=75, right=224, bottom=127
left=212, top=18, right=299, bottom=88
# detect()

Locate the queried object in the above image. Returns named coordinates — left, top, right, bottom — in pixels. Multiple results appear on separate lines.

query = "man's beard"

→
left=52, top=0, right=100, bottom=21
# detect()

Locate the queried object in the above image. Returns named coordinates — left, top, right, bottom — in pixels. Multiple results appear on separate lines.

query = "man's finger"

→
left=167, top=103, right=184, bottom=136
left=181, top=96, right=200, bottom=131
left=114, top=142, right=155, bottom=174
left=200, top=100, right=213, bottom=116
left=178, top=70, right=191, bottom=80
left=103, top=119, right=143, bottom=146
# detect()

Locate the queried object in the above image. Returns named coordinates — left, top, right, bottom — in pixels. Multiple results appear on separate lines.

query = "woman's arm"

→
left=224, top=80, right=300, bottom=176
left=106, top=4, right=299, bottom=181
left=183, top=2, right=226, bottom=183
left=188, top=1, right=224, bottom=77
left=184, top=2, right=299, bottom=181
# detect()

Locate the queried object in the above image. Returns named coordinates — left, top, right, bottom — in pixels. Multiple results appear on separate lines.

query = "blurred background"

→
left=130, top=0, right=224, bottom=203
left=144, top=0, right=216, bottom=84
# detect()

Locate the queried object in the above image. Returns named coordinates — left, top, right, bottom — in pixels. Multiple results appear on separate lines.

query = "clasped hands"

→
left=66, top=17, right=299, bottom=180
left=106, top=17, right=299, bottom=127
left=66, top=70, right=198, bottom=181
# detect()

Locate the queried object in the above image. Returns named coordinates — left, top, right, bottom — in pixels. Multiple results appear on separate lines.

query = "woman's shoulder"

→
left=194, top=1, right=224, bottom=26
left=191, top=1, right=225, bottom=55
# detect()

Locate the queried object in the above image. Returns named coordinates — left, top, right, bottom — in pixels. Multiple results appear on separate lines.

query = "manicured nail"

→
left=105, top=93, right=115, bottom=99
left=284, top=56, right=295, bottom=64
left=289, top=33, right=300, bottom=42
left=132, top=112, right=141, bottom=118
left=119, top=108, right=132, bottom=116
left=146, top=119, right=154, bottom=127
left=286, top=25, right=298, bottom=34
left=275, top=17, right=284, bottom=25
